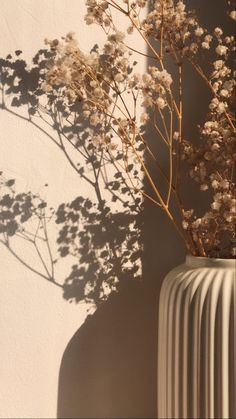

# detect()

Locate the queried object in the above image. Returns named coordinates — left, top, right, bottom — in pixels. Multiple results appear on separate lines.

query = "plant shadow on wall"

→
left=0, top=49, right=144, bottom=303
left=0, top=50, right=160, bottom=418
left=1, top=0, right=235, bottom=416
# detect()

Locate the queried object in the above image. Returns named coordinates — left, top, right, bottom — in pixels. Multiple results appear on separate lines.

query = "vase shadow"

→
left=57, top=196, right=185, bottom=419
left=57, top=280, right=158, bottom=419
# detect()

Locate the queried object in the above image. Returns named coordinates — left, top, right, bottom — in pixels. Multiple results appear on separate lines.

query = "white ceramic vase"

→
left=157, top=255, right=235, bottom=419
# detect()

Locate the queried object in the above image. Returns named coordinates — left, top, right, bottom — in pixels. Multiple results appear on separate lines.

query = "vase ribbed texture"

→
left=157, top=255, right=235, bottom=419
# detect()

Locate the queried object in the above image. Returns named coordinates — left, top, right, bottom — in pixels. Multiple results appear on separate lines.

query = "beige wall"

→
left=0, top=2, right=147, bottom=418
left=0, top=2, right=96, bottom=417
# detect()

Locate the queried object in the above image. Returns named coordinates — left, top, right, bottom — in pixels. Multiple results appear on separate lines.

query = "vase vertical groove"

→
left=157, top=255, right=235, bottom=419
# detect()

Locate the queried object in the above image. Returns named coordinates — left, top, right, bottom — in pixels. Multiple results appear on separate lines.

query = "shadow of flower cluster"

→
left=0, top=48, right=51, bottom=111
left=0, top=173, right=59, bottom=285
left=0, top=174, right=47, bottom=236
left=0, top=49, right=144, bottom=306
left=56, top=195, right=143, bottom=303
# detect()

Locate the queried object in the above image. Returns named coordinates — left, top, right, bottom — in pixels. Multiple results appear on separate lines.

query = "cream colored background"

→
left=0, top=2, right=97, bottom=417
left=0, top=1, right=147, bottom=418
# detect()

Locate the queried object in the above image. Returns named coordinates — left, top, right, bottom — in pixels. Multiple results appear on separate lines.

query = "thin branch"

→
left=166, top=105, right=173, bottom=206
left=125, top=44, right=157, bottom=60
left=42, top=216, right=55, bottom=279
left=33, top=240, right=52, bottom=279
left=0, top=239, right=62, bottom=288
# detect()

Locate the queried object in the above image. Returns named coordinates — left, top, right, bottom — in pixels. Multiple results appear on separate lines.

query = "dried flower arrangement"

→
left=41, top=0, right=236, bottom=258
left=0, top=0, right=235, bottom=296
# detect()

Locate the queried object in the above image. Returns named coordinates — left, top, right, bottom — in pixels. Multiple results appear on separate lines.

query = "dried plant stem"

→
left=128, top=14, right=162, bottom=64
left=138, top=132, right=168, bottom=177
left=160, top=2, right=164, bottom=60
left=115, top=117, right=190, bottom=247
left=175, top=64, right=183, bottom=191
left=141, top=190, right=163, bottom=208
left=166, top=105, right=173, bottom=206
left=197, top=236, right=207, bottom=257
left=108, top=0, right=126, bottom=13
left=153, top=111, right=170, bottom=145
left=125, top=44, right=157, bottom=60
left=76, top=67, right=190, bottom=249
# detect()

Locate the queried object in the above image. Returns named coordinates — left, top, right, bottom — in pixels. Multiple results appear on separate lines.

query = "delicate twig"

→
left=42, top=216, right=55, bottom=279
left=0, top=239, right=62, bottom=288
left=166, top=105, right=173, bottom=206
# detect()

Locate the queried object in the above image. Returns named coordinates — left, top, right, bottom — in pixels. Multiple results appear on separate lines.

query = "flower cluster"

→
left=141, top=67, right=173, bottom=109
left=141, top=1, right=207, bottom=59
left=40, top=1, right=236, bottom=258
left=2, top=1, right=235, bottom=259
left=42, top=31, right=135, bottom=148
left=180, top=25, right=236, bottom=256
left=85, top=0, right=110, bottom=26
left=227, top=0, right=236, bottom=20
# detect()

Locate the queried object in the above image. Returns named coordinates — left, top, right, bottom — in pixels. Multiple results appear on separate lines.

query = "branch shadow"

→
left=1, top=2, right=231, bottom=415
left=59, top=4, right=234, bottom=419
left=0, top=46, right=159, bottom=418
left=0, top=49, right=143, bottom=305
left=0, top=31, right=183, bottom=419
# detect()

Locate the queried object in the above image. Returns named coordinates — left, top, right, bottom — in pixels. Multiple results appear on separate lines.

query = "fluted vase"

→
left=157, top=255, right=235, bottom=419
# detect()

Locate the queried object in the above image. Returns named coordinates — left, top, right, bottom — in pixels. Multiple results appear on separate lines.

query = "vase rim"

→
left=186, top=254, right=236, bottom=269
